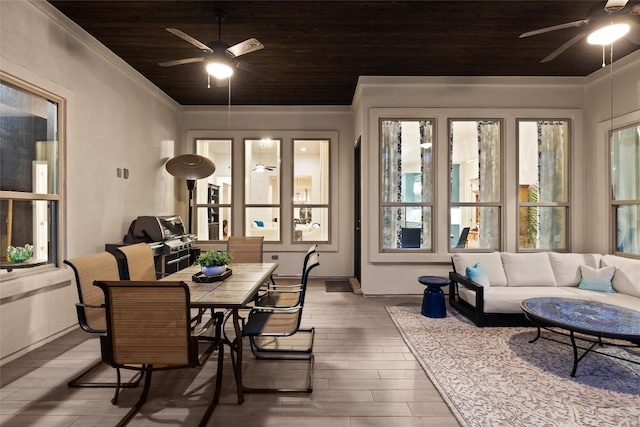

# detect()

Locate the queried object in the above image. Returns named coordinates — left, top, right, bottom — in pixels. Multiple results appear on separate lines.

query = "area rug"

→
left=386, top=306, right=640, bottom=427
left=325, top=280, right=353, bottom=292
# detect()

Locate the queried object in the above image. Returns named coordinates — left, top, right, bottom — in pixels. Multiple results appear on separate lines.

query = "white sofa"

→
left=449, top=252, right=640, bottom=326
left=248, top=221, right=280, bottom=241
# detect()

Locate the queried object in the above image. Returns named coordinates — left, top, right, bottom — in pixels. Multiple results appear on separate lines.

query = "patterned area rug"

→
left=386, top=306, right=640, bottom=427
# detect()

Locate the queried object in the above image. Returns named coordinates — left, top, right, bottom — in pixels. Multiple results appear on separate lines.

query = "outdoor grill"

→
left=106, top=215, right=199, bottom=278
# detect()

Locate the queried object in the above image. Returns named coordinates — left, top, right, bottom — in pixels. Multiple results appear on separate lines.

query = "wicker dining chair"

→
left=95, top=280, right=224, bottom=427
left=115, top=243, right=158, bottom=280
left=239, top=251, right=320, bottom=393
left=63, top=252, right=142, bottom=389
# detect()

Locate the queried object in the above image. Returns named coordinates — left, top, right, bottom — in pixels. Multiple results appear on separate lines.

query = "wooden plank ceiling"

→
left=47, top=1, right=640, bottom=106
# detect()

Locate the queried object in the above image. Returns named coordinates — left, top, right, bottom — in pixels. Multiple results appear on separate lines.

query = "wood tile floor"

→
left=0, top=279, right=461, bottom=426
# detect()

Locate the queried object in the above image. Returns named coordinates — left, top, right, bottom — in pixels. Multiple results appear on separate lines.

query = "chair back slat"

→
left=116, top=243, right=156, bottom=280
left=64, top=252, right=120, bottom=332
left=96, top=281, right=195, bottom=368
left=227, top=236, right=264, bottom=263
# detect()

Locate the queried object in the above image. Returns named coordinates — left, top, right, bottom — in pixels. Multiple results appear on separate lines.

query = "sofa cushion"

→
left=601, top=255, right=640, bottom=298
left=578, top=265, right=615, bottom=293
left=458, top=286, right=577, bottom=313
left=501, top=252, right=557, bottom=287
left=564, top=287, right=640, bottom=312
left=452, top=252, right=507, bottom=287
left=466, top=263, right=490, bottom=288
left=548, top=252, right=602, bottom=287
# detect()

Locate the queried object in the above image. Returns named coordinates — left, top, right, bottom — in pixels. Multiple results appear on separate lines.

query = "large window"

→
left=611, top=122, right=640, bottom=256
left=0, top=73, right=63, bottom=270
left=517, top=120, right=570, bottom=251
left=245, top=138, right=281, bottom=241
left=195, top=139, right=232, bottom=241
left=380, top=119, right=434, bottom=251
left=449, top=120, right=502, bottom=251
left=293, top=139, right=330, bottom=243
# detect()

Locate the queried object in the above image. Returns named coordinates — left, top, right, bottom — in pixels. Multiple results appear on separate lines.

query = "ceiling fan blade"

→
left=626, top=22, right=640, bottom=45
left=520, top=19, right=590, bottom=38
left=226, top=38, right=264, bottom=58
left=540, top=32, right=587, bottom=63
left=236, top=61, right=276, bottom=81
left=159, top=57, right=205, bottom=67
left=604, top=0, right=629, bottom=12
left=166, top=28, right=213, bottom=53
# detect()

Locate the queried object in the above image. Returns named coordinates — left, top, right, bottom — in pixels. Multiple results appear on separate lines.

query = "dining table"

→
left=161, top=262, right=278, bottom=404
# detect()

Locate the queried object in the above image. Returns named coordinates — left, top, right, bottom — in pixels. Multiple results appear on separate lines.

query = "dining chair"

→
left=239, top=251, right=320, bottom=393
left=115, top=243, right=158, bottom=280
left=63, top=252, right=142, bottom=389
left=256, top=244, right=317, bottom=307
left=227, top=236, right=264, bottom=263
left=95, top=280, right=224, bottom=427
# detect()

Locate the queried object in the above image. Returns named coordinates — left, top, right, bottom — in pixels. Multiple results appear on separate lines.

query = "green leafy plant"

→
left=194, top=250, right=232, bottom=267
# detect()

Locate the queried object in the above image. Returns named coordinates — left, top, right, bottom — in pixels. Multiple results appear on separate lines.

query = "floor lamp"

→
left=165, top=154, right=216, bottom=234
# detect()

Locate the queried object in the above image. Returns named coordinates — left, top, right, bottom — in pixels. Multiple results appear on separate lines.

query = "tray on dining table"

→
left=192, top=268, right=233, bottom=283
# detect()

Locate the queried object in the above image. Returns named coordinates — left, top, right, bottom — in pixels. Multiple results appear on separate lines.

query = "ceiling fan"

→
left=519, top=0, right=640, bottom=63
left=252, top=163, right=277, bottom=172
left=159, top=10, right=266, bottom=79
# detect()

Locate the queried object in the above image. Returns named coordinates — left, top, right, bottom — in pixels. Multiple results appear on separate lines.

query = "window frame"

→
left=515, top=118, right=571, bottom=253
left=448, top=118, right=504, bottom=252
left=292, top=138, right=331, bottom=244
left=379, top=117, right=436, bottom=253
left=0, top=71, right=65, bottom=271
left=610, top=121, right=640, bottom=258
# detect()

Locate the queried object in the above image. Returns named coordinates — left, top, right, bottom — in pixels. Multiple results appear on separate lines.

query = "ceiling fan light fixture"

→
left=206, top=61, right=234, bottom=79
left=587, top=23, right=630, bottom=45
left=254, top=163, right=266, bottom=173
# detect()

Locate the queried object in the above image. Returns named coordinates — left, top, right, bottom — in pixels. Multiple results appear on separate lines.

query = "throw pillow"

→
left=466, top=263, right=490, bottom=288
left=254, top=220, right=264, bottom=227
left=578, top=265, right=616, bottom=293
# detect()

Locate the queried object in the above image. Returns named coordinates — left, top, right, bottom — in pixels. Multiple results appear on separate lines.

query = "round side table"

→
left=418, top=276, right=450, bottom=318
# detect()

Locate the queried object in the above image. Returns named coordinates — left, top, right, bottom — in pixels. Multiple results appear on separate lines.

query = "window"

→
left=517, top=120, right=570, bottom=251
left=611, top=122, right=640, bottom=256
left=0, top=73, right=64, bottom=270
left=195, top=139, right=232, bottom=241
left=245, top=138, right=281, bottom=241
left=380, top=119, right=434, bottom=251
left=449, top=119, right=502, bottom=251
left=293, top=139, right=330, bottom=243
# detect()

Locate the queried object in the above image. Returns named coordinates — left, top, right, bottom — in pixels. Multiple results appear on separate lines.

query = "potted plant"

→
left=194, top=250, right=232, bottom=276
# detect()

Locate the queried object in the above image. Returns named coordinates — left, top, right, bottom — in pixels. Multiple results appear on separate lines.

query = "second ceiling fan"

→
left=519, top=0, right=640, bottom=63
left=159, top=10, right=265, bottom=79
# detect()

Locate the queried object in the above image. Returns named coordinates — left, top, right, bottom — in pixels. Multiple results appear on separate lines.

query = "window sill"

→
left=0, top=265, right=74, bottom=302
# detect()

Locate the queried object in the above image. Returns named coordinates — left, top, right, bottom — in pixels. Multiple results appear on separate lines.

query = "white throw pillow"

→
left=548, top=252, right=602, bottom=287
left=601, top=255, right=640, bottom=298
left=452, top=252, right=507, bottom=287
left=501, top=252, right=557, bottom=287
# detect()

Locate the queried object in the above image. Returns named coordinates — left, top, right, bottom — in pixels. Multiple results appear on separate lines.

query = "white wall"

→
left=0, top=1, right=181, bottom=363
left=584, top=50, right=640, bottom=254
left=354, top=77, right=589, bottom=295
left=180, top=107, right=354, bottom=278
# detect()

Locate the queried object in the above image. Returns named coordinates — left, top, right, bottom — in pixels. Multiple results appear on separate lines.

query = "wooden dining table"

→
left=161, top=262, right=278, bottom=404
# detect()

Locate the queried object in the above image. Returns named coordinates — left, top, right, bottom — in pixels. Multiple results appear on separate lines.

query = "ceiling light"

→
left=587, top=23, right=630, bottom=45
left=206, top=61, right=234, bottom=79
left=259, top=138, right=274, bottom=150
left=254, top=163, right=265, bottom=173
left=420, top=142, right=433, bottom=149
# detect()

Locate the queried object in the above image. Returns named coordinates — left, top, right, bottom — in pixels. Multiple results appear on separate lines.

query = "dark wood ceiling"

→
left=47, top=1, right=640, bottom=106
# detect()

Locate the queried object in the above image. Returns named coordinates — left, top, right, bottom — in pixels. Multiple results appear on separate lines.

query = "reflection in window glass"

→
left=611, top=123, right=640, bottom=255
left=245, top=139, right=281, bottom=241
left=1, top=75, right=62, bottom=267
left=195, top=139, right=232, bottom=241
left=293, top=139, right=330, bottom=242
left=517, top=120, right=570, bottom=251
left=449, top=120, right=501, bottom=250
left=380, top=119, right=434, bottom=251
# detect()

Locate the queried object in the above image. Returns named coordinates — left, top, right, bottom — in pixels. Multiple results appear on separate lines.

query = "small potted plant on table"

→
left=194, top=250, right=232, bottom=276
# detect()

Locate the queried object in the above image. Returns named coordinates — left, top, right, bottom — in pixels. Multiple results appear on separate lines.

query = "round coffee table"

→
left=418, top=276, right=450, bottom=318
left=521, top=297, right=640, bottom=377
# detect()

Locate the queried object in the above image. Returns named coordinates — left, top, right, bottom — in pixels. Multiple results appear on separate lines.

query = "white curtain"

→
left=477, top=121, right=500, bottom=249
left=537, top=121, right=566, bottom=249
left=381, top=120, right=402, bottom=248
